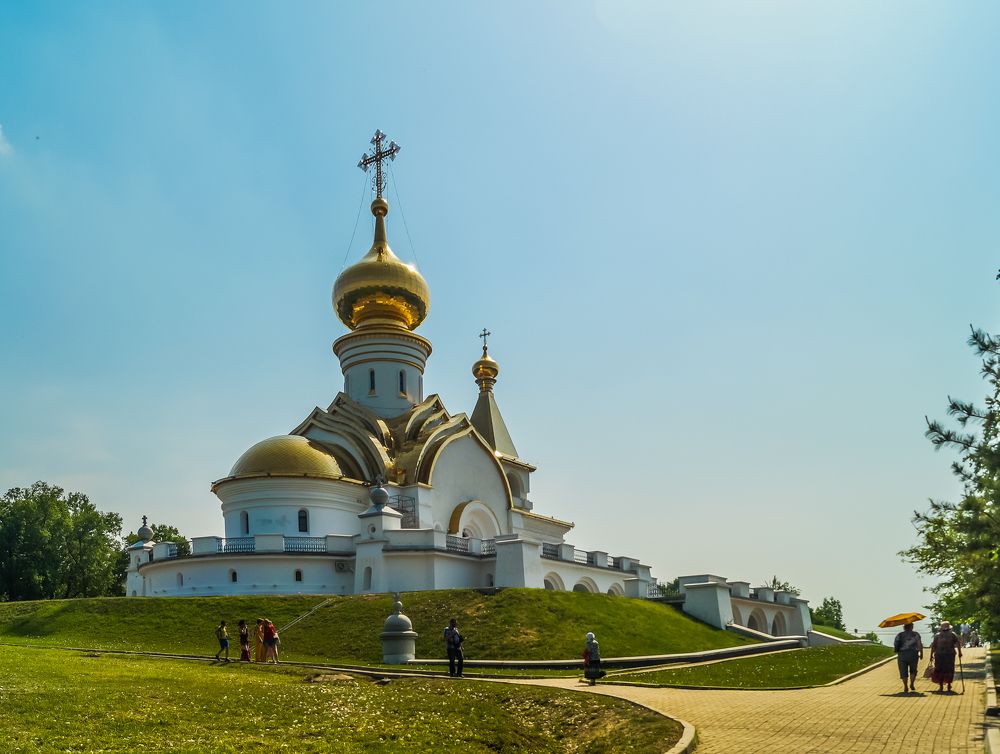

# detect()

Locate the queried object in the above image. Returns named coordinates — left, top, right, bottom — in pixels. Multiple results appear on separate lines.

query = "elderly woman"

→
left=583, top=632, right=602, bottom=686
left=930, top=621, right=962, bottom=692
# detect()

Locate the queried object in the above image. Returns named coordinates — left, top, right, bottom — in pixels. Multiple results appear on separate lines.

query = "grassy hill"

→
left=0, top=589, right=752, bottom=664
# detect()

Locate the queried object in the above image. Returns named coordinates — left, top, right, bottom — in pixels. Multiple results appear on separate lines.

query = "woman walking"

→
left=930, top=620, right=962, bottom=692
left=238, top=619, right=251, bottom=662
left=583, top=632, right=603, bottom=686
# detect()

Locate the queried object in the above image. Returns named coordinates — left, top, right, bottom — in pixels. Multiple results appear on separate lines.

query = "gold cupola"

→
left=473, top=346, right=500, bottom=392
left=332, top=196, right=430, bottom=331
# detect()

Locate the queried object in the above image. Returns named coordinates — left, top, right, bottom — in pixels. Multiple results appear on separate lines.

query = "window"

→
left=362, top=566, right=372, bottom=591
left=298, top=509, right=308, bottom=533
left=177, top=573, right=184, bottom=588
left=240, top=511, right=249, bottom=536
left=230, top=570, right=238, bottom=583
left=368, top=368, right=376, bottom=394
left=399, top=370, right=406, bottom=394
left=295, top=569, right=303, bottom=582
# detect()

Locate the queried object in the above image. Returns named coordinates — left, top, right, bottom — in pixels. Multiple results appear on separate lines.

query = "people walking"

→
left=214, top=620, right=230, bottom=662
left=892, top=622, right=923, bottom=693
left=443, top=618, right=464, bottom=677
left=930, top=620, right=962, bottom=692
left=238, top=619, right=251, bottom=662
left=583, top=632, right=603, bottom=686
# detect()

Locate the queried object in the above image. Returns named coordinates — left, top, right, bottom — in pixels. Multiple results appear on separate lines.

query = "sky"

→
left=1, top=2, right=998, bottom=634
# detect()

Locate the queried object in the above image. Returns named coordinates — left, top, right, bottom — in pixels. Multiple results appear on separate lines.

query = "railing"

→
left=388, top=495, right=418, bottom=529
left=573, top=549, right=595, bottom=566
left=219, top=537, right=255, bottom=553
left=542, top=543, right=560, bottom=559
left=165, top=543, right=178, bottom=558
left=482, top=539, right=496, bottom=556
left=284, top=536, right=327, bottom=553
left=647, top=582, right=664, bottom=598
left=446, top=535, right=469, bottom=553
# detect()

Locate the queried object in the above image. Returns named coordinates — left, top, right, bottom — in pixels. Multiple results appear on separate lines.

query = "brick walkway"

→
left=516, top=648, right=990, bottom=753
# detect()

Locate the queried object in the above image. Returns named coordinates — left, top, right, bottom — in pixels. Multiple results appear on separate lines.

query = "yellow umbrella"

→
left=878, top=612, right=926, bottom=628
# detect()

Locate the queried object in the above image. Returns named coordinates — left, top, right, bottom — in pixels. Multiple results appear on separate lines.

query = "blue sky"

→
left=2, top=2, right=998, bottom=632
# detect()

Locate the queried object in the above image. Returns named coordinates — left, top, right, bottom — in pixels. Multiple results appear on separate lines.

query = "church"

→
left=126, top=131, right=657, bottom=601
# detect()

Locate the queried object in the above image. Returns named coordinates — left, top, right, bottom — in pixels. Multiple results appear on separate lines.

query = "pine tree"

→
left=902, top=326, right=1000, bottom=639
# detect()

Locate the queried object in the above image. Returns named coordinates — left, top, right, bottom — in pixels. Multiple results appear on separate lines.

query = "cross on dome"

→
left=479, top=328, right=491, bottom=352
left=357, top=129, right=401, bottom=199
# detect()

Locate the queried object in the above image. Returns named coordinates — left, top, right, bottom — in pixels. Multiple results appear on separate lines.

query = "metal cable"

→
left=388, top=163, right=421, bottom=268
left=340, top=173, right=371, bottom=271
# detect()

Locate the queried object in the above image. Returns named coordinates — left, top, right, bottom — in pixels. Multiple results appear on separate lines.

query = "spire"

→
left=470, top=330, right=519, bottom=458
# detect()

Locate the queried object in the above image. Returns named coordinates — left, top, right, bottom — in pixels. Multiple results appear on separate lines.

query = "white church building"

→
left=126, top=132, right=656, bottom=601
left=125, top=132, right=818, bottom=644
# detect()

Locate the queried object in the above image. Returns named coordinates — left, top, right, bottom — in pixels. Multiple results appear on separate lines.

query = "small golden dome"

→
left=230, top=435, right=342, bottom=479
left=472, top=348, right=500, bottom=381
left=333, top=197, right=430, bottom=331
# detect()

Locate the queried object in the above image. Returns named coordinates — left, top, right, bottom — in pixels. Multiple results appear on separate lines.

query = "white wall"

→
left=427, top=434, right=509, bottom=533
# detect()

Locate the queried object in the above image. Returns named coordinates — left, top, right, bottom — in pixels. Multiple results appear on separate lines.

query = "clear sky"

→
left=1, top=2, right=998, bottom=633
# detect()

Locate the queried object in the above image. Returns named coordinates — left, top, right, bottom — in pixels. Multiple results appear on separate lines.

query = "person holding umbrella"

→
left=892, top=622, right=924, bottom=693
left=879, top=612, right=926, bottom=693
left=930, top=621, right=962, bottom=693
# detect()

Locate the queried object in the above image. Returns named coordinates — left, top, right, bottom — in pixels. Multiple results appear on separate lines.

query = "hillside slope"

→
left=0, top=589, right=752, bottom=663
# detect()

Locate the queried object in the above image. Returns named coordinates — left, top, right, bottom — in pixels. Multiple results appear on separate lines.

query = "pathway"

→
left=515, top=648, right=990, bottom=753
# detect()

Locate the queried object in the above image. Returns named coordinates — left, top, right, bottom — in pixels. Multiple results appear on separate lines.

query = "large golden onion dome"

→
left=229, top=435, right=343, bottom=479
left=333, top=197, right=429, bottom=331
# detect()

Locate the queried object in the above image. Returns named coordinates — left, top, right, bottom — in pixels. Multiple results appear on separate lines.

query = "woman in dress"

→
left=254, top=618, right=266, bottom=663
left=930, top=620, right=962, bottom=692
left=583, top=632, right=602, bottom=686
left=238, top=619, right=251, bottom=662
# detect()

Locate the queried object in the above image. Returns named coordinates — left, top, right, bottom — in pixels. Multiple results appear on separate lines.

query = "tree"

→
left=901, top=325, right=1000, bottom=640
left=0, top=482, right=122, bottom=601
left=811, top=597, right=845, bottom=630
left=761, top=576, right=801, bottom=596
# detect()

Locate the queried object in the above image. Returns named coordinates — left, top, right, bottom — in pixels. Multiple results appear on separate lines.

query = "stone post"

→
left=380, top=593, right=418, bottom=664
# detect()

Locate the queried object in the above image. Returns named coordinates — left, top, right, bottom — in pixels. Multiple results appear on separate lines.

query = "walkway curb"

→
left=985, top=647, right=999, bottom=754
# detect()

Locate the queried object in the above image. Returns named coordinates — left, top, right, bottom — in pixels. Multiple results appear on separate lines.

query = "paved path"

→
left=514, top=648, right=990, bottom=753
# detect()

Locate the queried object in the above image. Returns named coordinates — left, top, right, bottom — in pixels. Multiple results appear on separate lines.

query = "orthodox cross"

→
left=479, top=328, right=491, bottom=351
left=142, top=515, right=148, bottom=526
left=357, top=129, right=401, bottom=198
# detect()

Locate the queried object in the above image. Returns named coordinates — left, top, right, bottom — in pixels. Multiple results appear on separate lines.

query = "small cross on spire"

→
left=142, top=515, right=148, bottom=526
left=357, top=130, right=401, bottom=198
left=479, top=328, right=491, bottom=352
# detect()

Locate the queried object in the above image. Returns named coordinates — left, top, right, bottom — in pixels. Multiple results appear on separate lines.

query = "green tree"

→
left=902, top=325, right=1000, bottom=640
left=0, top=482, right=122, bottom=601
left=811, top=597, right=845, bottom=630
left=761, top=576, right=801, bottom=596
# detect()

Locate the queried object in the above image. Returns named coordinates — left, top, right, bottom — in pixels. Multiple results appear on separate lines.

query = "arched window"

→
left=240, top=511, right=249, bottom=536
left=295, top=569, right=303, bottom=582
left=177, top=573, right=184, bottom=588
left=399, top=370, right=406, bottom=394
left=368, top=368, right=376, bottom=394
left=230, top=570, right=238, bottom=583
left=362, top=566, right=373, bottom=591
left=297, top=509, right=308, bottom=533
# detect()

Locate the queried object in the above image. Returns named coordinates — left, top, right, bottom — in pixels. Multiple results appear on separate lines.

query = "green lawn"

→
left=0, top=646, right=681, bottom=753
left=811, top=623, right=861, bottom=641
left=612, top=644, right=894, bottom=688
left=0, top=589, right=752, bottom=664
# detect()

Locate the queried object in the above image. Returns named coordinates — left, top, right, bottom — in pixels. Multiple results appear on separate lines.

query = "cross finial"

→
left=357, top=129, right=401, bottom=198
left=142, top=515, right=148, bottom=526
left=479, top=328, right=491, bottom=353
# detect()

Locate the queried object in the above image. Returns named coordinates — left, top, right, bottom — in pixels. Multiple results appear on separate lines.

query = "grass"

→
left=612, top=644, right=894, bottom=688
left=0, top=589, right=752, bottom=664
left=811, top=623, right=861, bottom=641
left=0, top=645, right=682, bottom=753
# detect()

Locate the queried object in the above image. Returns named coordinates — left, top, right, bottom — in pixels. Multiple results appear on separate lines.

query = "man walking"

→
left=214, top=620, right=230, bottom=662
left=443, top=618, right=464, bottom=677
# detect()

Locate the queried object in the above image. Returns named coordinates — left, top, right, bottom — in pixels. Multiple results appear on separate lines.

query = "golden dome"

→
left=333, top=197, right=430, bottom=331
left=230, top=435, right=343, bottom=479
left=473, top=345, right=500, bottom=392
